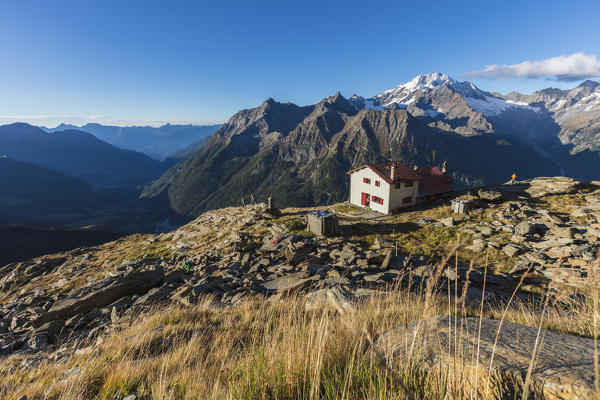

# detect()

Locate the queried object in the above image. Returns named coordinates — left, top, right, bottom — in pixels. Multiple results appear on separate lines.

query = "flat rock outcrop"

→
left=376, top=316, right=597, bottom=400
left=33, top=266, right=164, bottom=327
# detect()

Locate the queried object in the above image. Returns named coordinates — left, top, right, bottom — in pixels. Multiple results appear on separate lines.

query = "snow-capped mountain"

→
left=349, top=73, right=600, bottom=152
left=350, top=73, right=539, bottom=117
left=505, top=81, right=600, bottom=153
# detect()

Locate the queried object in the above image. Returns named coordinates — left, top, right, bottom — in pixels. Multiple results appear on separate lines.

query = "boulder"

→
left=304, top=286, right=355, bottom=314
left=386, top=253, right=406, bottom=269
left=441, top=217, right=455, bottom=227
left=33, top=319, right=65, bottom=342
left=466, top=239, right=486, bottom=252
left=33, top=267, right=164, bottom=328
left=478, top=189, right=502, bottom=201
left=514, top=221, right=535, bottom=236
left=284, top=245, right=313, bottom=266
left=260, top=272, right=317, bottom=293
left=376, top=316, right=597, bottom=400
left=26, top=334, right=48, bottom=352
left=502, top=244, right=523, bottom=257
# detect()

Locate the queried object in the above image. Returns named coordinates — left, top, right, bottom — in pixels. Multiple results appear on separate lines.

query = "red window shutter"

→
left=403, top=196, right=412, bottom=204
left=380, top=197, right=384, bottom=205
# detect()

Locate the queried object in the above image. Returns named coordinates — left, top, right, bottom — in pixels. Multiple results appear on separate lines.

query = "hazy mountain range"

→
left=142, top=73, right=600, bottom=217
left=0, top=123, right=169, bottom=188
left=42, top=123, right=221, bottom=160
left=3, top=73, right=600, bottom=226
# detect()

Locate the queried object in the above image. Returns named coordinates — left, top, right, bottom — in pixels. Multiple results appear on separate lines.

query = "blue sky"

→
left=1, top=0, right=599, bottom=127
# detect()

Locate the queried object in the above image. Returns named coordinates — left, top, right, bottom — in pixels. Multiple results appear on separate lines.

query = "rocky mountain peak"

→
left=577, top=79, right=599, bottom=89
left=318, top=92, right=358, bottom=115
left=402, top=72, right=456, bottom=90
left=260, top=97, right=278, bottom=109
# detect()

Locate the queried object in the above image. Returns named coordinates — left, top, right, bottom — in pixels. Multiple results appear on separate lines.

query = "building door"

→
left=361, top=192, right=370, bottom=207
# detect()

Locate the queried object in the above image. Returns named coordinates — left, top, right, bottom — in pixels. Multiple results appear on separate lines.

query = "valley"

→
left=2, top=74, right=600, bottom=269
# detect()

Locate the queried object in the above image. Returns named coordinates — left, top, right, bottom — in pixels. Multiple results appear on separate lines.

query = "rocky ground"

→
left=0, top=177, right=599, bottom=398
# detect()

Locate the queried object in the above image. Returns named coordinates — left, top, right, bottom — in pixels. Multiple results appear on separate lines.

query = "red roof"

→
left=347, top=161, right=421, bottom=184
left=416, top=166, right=453, bottom=197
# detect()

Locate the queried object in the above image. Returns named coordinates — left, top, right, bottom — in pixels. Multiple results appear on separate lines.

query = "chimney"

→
left=442, top=160, right=448, bottom=175
left=390, top=164, right=397, bottom=180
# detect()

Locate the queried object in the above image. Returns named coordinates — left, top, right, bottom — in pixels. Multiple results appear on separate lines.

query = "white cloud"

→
left=465, top=52, right=600, bottom=82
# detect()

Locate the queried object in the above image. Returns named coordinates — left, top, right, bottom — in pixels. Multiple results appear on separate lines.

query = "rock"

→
left=171, top=286, right=193, bottom=307
left=10, top=316, right=28, bottom=331
left=111, top=306, right=119, bottom=324
left=586, top=227, right=600, bottom=238
left=373, top=236, right=393, bottom=249
left=304, top=286, right=355, bottom=314
left=284, top=245, right=312, bottom=266
left=27, top=334, right=48, bottom=352
left=524, top=177, right=581, bottom=198
left=509, top=262, right=531, bottom=275
left=381, top=251, right=404, bottom=269
left=502, top=244, right=522, bottom=257
left=466, top=239, right=486, bottom=252
left=478, top=226, right=494, bottom=236
left=376, top=316, right=597, bottom=400
left=134, top=284, right=173, bottom=306
left=33, top=267, right=164, bottom=328
left=339, top=247, right=358, bottom=263
left=123, top=395, right=137, bottom=400
left=478, top=189, right=502, bottom=201
left=192, top=281, right=220, bottom=296
left=260, top=272, right=317, bottom=293
left=514, top=221, right=535, bottom=236
left=441, top=217, right=455, bottom=227
left=531, top=239, right=574, bottom=250
left=365, top=251, right=384, bottom=264
left=305, top=263, right=329, bottom=275
left=33, top=319, right=65, bottom=342
left=463, top=287, right=492, bottom=303
left=510, top=234, right=527, bottom=244
left=443, top=268, right=457, bottom=281
left=363, top=273, right=382, bottom=282
left=545, top=246, right=574, bottom=259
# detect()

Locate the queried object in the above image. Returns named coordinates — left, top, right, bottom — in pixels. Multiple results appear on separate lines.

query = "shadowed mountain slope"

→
left=142, top=94, right=566, bottom=217
left=0, top=123, right=169, bottom=187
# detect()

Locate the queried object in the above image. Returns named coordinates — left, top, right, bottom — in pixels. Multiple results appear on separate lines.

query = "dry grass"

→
left=2, top=265, right=599, bottom=400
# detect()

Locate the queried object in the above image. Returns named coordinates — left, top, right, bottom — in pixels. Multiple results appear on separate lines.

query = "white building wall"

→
left=349, top=168, right=391, bottom=214
left=388, top=181, right=419, bottom=211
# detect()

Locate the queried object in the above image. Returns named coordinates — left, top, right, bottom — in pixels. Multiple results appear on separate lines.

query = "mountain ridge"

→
left=141, top=88, right=581, bottom=217
left=0, top=123, right=169, bottom=188
left=43, top=123, right=221, bottom=160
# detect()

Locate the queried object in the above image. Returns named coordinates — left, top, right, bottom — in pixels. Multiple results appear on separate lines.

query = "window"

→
left=375, top=180, right=380, bottom=187
left=371, top=195, right=383, bottom=205
left=395, top=183, right=400, bottom=189
left=405, top=181, right=413, bottom=187
left=363, top=177, right=371, bottom=184
left=402, top=196, right=412, bottom=204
